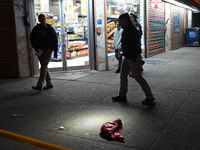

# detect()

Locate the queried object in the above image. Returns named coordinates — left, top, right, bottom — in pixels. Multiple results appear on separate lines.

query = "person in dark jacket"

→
left=129, top=13, right=145, bottom=73
left=30, top=14, right=58, bottom=91
left=129, top=13, right=143, bottom=37
left=112, top=13, right=155, bottom=105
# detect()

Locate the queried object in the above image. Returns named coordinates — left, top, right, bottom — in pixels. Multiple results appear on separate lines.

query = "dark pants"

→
left=119, top=55, right=154, bottom=99
left=37, top=47, right=52, bottom=87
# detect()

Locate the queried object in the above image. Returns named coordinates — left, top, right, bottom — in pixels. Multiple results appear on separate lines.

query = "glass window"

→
left=106, top=0, right=141, bottom=54
left=34, top=0, right=90, bottom=69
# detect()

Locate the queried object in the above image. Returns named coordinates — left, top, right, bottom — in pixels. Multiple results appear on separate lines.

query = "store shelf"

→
left=68, top=38, right=85, bottom=41
left=65, top=25, right=88, bottom=59
left=107, top=39, right=114, bottom=44
left=68, top=47, right=88, bottom=52
left=66, top=48, right=88, bottom=59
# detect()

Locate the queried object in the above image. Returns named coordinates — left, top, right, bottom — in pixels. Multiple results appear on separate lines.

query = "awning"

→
left=176, top=0, right=200, bottom=10
left=163, top=0, right=200, bottom=11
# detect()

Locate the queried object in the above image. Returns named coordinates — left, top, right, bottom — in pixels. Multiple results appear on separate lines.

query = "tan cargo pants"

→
left=119, top=54, right=154, bottom=99
left=37, top=47, right=52, bottom=87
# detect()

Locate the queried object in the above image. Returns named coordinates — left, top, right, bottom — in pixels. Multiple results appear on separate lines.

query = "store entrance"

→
left=34, top=0, right=90, bottom=71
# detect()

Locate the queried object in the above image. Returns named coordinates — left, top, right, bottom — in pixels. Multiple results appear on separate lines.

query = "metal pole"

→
left=59, top=0, right=67, bottom=70
left=88, top=0, right=96, bottom=70
left=104, top=0, right=108, bottom=70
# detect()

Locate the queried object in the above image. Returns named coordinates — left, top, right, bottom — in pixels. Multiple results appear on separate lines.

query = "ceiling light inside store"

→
left=163, top=0, right=199, bottom=12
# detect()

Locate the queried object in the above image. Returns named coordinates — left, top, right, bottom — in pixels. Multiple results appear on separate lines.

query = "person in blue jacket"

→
left=112, top=13, right=155, bottom=105
left=30, top=14, right=58, bottom=91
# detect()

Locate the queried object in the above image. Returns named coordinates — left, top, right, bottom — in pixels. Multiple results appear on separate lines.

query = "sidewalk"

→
left=0, top=47, right=200, bottom=150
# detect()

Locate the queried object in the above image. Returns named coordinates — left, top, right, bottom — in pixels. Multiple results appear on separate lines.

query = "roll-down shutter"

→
left=147, top=0, right=165, bottom=56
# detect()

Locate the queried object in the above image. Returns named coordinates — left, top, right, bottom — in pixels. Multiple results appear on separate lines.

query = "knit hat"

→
left=130, top=13, right=137, bottom=19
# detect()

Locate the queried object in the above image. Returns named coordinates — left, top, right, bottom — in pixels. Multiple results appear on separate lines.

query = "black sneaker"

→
left=32, top=85, right=42, bottom=91
left=142, top=98, right=155, bottom=105
left=43, top=85, right=53, bottom=90
left=112, top=96, right=127, bottom=102
left=115, top=68, right=120, bottom=73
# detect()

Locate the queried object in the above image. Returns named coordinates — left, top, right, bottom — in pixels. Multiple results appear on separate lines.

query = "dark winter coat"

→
left=30, top=23, right=58, bottom=52
left=135, top=22, right=143, bottom=38
left=121, top=22, right=141, bottom=60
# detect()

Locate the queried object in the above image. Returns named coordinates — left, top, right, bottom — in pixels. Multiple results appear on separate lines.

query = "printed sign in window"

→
left=40, top=0, right=49, bottom=12
left=65, top=13, right=78, bottom=23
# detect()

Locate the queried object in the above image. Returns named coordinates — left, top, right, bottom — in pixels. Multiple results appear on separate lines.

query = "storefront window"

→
left=34, top=0, right=89, bottom=69
left=106, top=0, right=141, bottom=54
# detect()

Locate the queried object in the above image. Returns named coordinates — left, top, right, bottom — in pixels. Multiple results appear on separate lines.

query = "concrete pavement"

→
left=0, top=47, right=200, bottom=150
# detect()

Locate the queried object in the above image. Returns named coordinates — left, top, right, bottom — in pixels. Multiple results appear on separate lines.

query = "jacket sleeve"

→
left=138, top=23, right=143, bottom=37
left=30, top=27, right=39, bottom=52
left=50, top=27, right=58, bottom=51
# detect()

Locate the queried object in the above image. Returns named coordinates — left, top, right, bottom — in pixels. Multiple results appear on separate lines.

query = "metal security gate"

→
left=146, top=0, right=165, bottom=56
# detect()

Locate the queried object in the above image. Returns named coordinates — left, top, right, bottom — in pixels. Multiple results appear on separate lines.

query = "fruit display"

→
left=66, top=41, right=88, bottom=59
left=107, top=21, right=115, bottom=38
left=107, top=21, right=115, bottom=52
left=65, top=26, right=88, bottom=59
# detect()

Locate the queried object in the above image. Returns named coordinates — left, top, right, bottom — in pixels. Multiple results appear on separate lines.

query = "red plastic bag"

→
left=100, top=119, right=124, bottom=142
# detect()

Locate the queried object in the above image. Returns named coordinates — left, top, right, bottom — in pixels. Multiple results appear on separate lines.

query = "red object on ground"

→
left=100, top=119, right=124, bottom=142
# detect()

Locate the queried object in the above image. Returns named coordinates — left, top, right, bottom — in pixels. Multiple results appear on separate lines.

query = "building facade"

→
left=0, top=0, right=199, bottom=77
